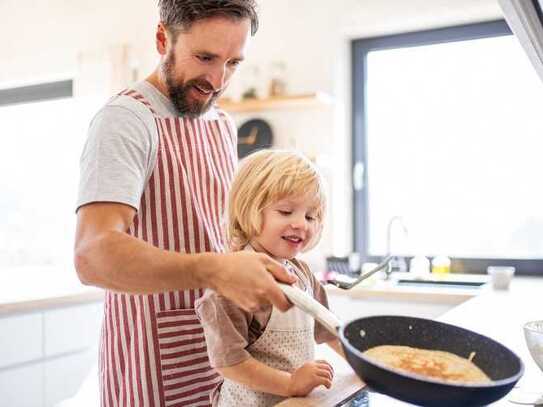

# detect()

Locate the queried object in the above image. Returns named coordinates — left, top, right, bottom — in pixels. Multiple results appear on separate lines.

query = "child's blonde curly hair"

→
left=227, top=149, right=326, bottom=251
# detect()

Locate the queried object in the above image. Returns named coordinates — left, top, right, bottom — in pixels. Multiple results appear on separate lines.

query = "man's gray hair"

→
left=158, top=0, right=258, bottom=36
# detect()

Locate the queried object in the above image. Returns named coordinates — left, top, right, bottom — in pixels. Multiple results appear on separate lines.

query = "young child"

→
left=195, top=149, right=344, bottom=406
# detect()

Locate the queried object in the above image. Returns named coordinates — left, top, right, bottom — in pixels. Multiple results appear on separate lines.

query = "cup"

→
left=487, top=266, right=515, bottom=290
left=348, top=252, right=361, bottom=273
left=410, top=255, right=430, bottom=279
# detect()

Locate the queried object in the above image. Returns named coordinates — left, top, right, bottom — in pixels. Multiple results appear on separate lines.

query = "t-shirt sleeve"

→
left=195, top=290, right=253, bottom=368
left=297, top=260, right=338, bottom=344
left=76, top=103, right=156, bottom=212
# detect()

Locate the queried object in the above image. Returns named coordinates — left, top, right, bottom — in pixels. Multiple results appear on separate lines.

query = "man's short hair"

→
left=158, top=0, right=258, bottom=36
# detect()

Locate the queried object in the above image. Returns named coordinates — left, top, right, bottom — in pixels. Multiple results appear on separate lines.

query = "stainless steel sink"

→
left=396, top=279, right=486, bottom=289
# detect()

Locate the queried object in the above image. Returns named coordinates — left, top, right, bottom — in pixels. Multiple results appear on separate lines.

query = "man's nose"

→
left=208, top=64, right=227, bottom=91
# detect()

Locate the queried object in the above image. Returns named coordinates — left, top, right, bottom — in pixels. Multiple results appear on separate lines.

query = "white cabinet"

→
left=44, top=348, right=97, bottom=407
left=44, top=303, right=102, bottom=356
left=0, top=363, right=43, bottom=407
left=0, top=313, right=43, bottom=368
left=0, top=301, right=103, bottom=407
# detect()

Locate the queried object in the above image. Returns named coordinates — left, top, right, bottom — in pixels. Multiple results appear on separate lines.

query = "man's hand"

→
left=76, top=203, right=297, bottom=305
left=204, top=251, right=297, bottom=312
left=287, top=360, right=334, bottom=397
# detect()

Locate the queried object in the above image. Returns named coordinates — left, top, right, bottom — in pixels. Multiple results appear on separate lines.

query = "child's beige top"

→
left=195, top=257, right=337, bottom=368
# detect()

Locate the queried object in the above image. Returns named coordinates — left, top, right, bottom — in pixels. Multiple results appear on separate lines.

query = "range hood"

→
left=498, top=0, right=543, bottom=82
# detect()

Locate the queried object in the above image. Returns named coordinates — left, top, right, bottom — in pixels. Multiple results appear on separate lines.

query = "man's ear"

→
left=156, top=23, right=168, bottom=56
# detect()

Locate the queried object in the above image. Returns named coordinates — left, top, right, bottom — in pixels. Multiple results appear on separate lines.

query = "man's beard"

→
left=162, top=52, right=221, bottom=117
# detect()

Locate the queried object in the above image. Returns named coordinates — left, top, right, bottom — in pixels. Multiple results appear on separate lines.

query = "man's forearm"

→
left=75, top=229, right=216, bottom=293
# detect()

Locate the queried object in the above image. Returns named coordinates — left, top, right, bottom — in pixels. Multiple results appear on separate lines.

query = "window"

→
left=352, top=21, right=543, bottom=274
left=0, top=81, right=99, bottom=272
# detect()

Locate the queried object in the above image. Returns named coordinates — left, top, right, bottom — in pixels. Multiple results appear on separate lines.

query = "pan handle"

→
left=278, top=283, right=341, bottom=336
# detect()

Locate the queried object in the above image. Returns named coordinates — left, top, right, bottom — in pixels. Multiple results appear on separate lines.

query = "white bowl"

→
left=524, top=320, right=543, bottom=372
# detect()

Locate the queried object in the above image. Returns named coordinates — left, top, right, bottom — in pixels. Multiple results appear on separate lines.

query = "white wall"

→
left=1, top=0, right=504, bottom=260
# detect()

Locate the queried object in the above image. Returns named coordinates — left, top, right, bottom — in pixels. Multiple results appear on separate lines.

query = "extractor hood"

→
left=498, top=0, right=543, bottom=82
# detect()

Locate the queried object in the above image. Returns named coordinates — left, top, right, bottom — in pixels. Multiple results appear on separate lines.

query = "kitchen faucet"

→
left=385, top=216, right=409, bottom=279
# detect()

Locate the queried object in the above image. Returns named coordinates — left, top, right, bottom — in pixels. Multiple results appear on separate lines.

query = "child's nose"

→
left=290, top=216, right=308, bottom=229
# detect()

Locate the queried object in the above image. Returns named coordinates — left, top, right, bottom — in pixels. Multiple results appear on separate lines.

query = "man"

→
left=74, top=1, right=295, bottom=405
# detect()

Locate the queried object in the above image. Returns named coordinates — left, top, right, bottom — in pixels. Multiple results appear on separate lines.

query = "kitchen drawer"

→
left=44, top=348, right=96, bottom=407
left=0, top=363, right=43, bottom=407
left=0, top=313, right=43, bottom=368
left=43, top=303, right=103, bottom=356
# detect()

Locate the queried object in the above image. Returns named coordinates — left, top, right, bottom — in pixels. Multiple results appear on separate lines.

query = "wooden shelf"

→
left=217, top=92, right=332, bottom=113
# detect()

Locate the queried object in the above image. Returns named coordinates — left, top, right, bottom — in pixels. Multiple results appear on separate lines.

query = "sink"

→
left=396, top=279, right=486, bottom=289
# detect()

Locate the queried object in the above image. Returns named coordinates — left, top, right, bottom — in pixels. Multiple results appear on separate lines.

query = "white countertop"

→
left=439, top=276, right=542, bottom=393
left=0, top=268, right=483, bottom=316
left=10, top=269, right=541, bottom=406
left=279, top=275, right=543, bottom=406
left=325, top=271, right=490, bottom=304
left=0, top=266, right=103, bottom=316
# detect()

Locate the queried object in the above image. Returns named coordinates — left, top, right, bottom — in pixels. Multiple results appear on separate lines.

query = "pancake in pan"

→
left=363, top=345, right=492, bottom=384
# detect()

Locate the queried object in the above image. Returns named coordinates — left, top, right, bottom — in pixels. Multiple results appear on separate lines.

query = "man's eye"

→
left=306, top=215, right=316, bottom=222
left=278, top=210, right=292, bottom=215
left=228, top=60, right=241, bottom=67
left=197, top=55, right=212, bottom=62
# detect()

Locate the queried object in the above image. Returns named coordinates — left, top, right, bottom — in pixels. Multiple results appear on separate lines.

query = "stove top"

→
left=335, top=390, right=422, bottom=406
left=335, top=390, right=369, bottom=406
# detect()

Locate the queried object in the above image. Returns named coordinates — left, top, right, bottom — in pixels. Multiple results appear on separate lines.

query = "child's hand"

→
left=287, top=360, right=334, bottom=396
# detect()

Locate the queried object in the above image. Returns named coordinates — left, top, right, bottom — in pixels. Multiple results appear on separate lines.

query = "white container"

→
left=348, top=252, right=361, bottom=273
left=431, top=255, right=451, bottom=274
left=487, top=266, right=515, bottom=290
left=410, top=255, right=430, bottom=279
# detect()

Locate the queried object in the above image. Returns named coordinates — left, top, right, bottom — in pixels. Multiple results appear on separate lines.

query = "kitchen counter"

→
left=0, top=267, right=104, bottom=406
left=44, top=273, right=541, bottom=406
left=438, top=276, right=542, bottom=394
left=0, top=267, right=482, bottom=315
left=0, top=266, right=103, bottom=316
left=325, top=271, right=490, bottom=304
left=277, top=275, right=543, bottom=406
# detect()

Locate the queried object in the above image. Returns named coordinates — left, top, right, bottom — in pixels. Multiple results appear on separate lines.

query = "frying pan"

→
left=278, top=283, right=524, bottom=406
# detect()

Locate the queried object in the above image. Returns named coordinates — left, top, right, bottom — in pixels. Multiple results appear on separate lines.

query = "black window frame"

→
left=0, top=79, right=73, bottom=107
left=352, top=20, right=542, bottom=276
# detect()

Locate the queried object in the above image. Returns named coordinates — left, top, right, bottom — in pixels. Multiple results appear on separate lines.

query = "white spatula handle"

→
left=278, top=283, right=341, bottom=336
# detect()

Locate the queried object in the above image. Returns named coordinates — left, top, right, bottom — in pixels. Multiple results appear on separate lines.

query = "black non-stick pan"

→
left=278, top=284, right=524, bottom=407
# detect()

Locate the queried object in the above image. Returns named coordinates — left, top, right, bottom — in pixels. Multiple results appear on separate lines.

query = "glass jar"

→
left=432, top=255, right=451, bottom=274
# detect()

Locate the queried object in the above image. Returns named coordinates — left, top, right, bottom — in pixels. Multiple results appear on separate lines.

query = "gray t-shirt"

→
left=77, top=81, right=221, bottom=212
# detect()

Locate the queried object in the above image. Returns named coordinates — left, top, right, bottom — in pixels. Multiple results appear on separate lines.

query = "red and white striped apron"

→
left=99, top=88, right=237, bottom=407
